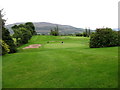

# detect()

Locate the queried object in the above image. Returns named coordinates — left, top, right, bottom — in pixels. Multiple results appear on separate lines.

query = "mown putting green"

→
left=2, top=35, right=118, bottom=88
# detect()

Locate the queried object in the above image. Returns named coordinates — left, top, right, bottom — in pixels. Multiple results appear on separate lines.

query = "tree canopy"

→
left=12, top=22, right=36, bottom=46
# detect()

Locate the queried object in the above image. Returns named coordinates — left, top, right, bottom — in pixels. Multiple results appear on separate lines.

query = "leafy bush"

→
left=20, top=27, right=32, bottom=44
left=0, top=40, right=10, bottom=55
left=83, top=32, right=87, bottom=37
left=75, top=33, right=83, bottom=36
left=12, top=23, right=34, bottom=46
left=90, top=28, right=119, bottom=48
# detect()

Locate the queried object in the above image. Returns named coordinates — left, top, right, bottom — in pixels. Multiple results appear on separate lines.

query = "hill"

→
left=6, top=22, right=85, bottom=35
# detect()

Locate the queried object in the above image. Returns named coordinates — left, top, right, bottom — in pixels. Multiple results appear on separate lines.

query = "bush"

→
left=90, top=28, right=119, bottom=48
left=0, top=40, right=10, bottom=55
left=83, top=32, right=88, bottom=37
left=20, top=27, right=32, bottom=44
left=12, top=23, right=33, bottom=46
left=75, top=33, right=83, bottom=36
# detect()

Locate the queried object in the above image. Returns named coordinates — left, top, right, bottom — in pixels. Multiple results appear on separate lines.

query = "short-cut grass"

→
left=2, top=35, right=118, bottom=88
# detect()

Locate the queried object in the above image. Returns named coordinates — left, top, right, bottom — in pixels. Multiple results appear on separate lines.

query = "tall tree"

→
left=2, top=27, right=17, bottom=53
left=12, top=23, right=33, bottom=45
left=1, top=10, right=17, bottom=53
left=88, top=28, right=91, bottom=37
left=25, top=22, right=37, bottom=35
left=50, top=25, right=59, bottom=36
left=20, top=27, right=32, bottom=44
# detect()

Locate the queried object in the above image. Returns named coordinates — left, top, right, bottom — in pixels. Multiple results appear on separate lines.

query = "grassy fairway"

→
left=2, top=35, right=118, bottom=88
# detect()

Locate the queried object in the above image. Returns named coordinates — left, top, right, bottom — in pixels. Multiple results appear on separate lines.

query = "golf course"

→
left=2, top=35, right=118, bottom=88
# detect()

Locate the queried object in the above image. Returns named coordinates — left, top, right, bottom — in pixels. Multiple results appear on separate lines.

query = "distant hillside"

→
left=6, top=22, right=85, bottom=35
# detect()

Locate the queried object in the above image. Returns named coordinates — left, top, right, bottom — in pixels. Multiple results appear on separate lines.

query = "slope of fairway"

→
left=2, top=36, right=118, bottom=88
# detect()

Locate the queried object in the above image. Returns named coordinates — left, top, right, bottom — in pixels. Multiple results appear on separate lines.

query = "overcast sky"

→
left=0, top=0, right=119, bottom=29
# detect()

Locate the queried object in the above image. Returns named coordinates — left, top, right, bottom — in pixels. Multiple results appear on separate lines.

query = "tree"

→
left=90, top=28, right=119, bottom=48
left=50, top=25, right=59, bottom=36
left=2, top=27, right=17, bottom=53
left=83, top=28, right=91, bottom=37
left=83, top=28, right=88, bottom=37
left=20, top=27, right=32, bottom=44
left=88, top=28, right=91, bottom=37
left=50, top=29, right=53, bottom=35
left=12, top=24, right=32, bottom=45
left=1, top=10, right=17, bottom=53
left=25, top=22, right=37, bottom=35
left=12, top=25, right=22, bottom=45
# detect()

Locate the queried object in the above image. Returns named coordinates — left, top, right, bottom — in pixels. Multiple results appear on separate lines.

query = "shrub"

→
left=90, top=28, right=119, bottom=48
left=0, top=40, right=10, bottom=55
left=83, top=32, right=87, bottom=37
left=75, top=33, right=83, bottom=36
left=12, top=23, right=33, bottom=46
left=20, top=27, right=32, bottom=44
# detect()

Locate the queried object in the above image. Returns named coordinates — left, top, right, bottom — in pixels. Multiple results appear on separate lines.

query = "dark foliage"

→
left=12, top=22, right=36, bottom=46
left=25, top=22, right=37, bottom=35
left=2, top=27, right=17, bottom=53
left=90, top=28, right=119, bottom=48
left=83, top=28, right=91, bottom=37
left=75, top=33, right=83, bottom=36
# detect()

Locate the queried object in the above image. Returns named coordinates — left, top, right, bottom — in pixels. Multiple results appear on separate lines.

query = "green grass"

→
left=2, top=35, right=118, bottom=88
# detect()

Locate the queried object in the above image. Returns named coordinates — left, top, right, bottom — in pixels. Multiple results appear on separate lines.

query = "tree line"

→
left=50, top=26, right=92, bottom=37
left=0, top=10, right=36, bottom=55
left=49, top=25, right=120, bottom=48
left=75, top=28, right=91, bottom=37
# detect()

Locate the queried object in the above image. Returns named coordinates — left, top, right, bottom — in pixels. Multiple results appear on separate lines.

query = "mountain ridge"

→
left=6, top=22, right=86, bottom=35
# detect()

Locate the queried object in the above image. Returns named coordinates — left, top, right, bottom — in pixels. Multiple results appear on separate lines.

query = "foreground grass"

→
left=3, top=35, right=118, bottom=88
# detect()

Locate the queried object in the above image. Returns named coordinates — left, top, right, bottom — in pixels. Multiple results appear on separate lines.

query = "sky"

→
left=0, top=0, right=119, bottom=29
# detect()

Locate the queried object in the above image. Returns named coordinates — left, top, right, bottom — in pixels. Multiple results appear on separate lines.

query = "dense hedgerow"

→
left=90, top=28, right=119, bottom=48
